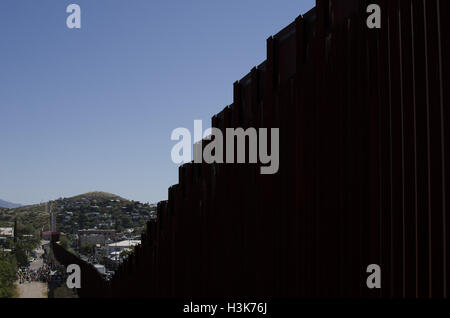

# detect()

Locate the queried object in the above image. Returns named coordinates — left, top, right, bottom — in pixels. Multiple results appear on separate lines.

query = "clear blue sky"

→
left=0, top=0, right=314, bottom=205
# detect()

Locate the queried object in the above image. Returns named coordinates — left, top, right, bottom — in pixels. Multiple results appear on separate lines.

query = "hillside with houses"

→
left=0, top=192, right=157, bottom=234
left=1, top=192, right=157, bottom=284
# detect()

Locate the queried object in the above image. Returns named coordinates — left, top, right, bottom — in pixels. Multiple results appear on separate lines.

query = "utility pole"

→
left=13, top=218, right=17, bottom=243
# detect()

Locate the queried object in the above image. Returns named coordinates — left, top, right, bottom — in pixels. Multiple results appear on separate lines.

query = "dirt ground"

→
left=15, top=281, right=47, bottom=298
left=15, top=242, right=48, bottom=298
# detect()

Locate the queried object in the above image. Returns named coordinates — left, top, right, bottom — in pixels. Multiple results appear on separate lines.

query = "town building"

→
left=106, top=240, right=140, bottom=260
left=0, top=227, right=14, bottom=238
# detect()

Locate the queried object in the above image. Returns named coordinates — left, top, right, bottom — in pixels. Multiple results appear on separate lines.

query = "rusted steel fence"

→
left=66, top=0, right=450, bottom=298
left=50, top=242, right=107, bottom=298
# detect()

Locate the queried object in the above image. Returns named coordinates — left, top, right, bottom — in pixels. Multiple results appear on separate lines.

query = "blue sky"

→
left=0, top=0, right=314, bottom=205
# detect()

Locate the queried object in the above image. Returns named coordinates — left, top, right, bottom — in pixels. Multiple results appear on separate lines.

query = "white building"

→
left=0, top=227, right=14, bottom=238
left=107, top=240, right=140, bottom=256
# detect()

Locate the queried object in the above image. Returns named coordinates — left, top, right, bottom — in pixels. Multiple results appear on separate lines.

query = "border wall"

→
left=51, top=242, right=107, bottom=298
left=71, top=0, right=449, bottom=298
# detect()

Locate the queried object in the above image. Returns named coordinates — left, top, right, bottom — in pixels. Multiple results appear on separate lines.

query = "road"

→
left=15, top=242, right=48, bottom=298
left=16, top=280, right=47, bottom=298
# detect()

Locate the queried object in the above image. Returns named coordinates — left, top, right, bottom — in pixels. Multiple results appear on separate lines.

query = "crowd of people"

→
left=17, top=261, right=65, bottom=285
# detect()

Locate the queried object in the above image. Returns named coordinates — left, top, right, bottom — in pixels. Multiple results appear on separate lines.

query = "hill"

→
left=0, top=199, right=21, bottom=209
left=68, top=191, right=126, bottom=202
left=0, top=192, right=156, bottom=233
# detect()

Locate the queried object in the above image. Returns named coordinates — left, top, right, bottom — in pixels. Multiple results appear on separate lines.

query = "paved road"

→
left=15, top=242, right=48, bottom=298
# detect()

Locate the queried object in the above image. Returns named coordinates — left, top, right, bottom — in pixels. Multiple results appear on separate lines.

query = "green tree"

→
left=0, top=253, right=17, bottom=298
left=59, top=236, right=70, bottom=250
left=81, top=242, right=92, bottom=255
left=121, top=216, right=133, bottom=228
left=13, top=243, right=28, bottom=268
left=119, top=249, right=134, bottom=260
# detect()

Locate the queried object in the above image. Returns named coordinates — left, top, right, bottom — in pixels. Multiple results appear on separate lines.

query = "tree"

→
left=119, top=249, right=134, bottom=261
left=13, top=243, right=28, bottom=268
left=59, top=236, right=70, bottom=250
left=81, top=242, right=92, bottom=255
left=0, top=253, right=17, bottom=298
left=121, top=216, right=133, bottom=228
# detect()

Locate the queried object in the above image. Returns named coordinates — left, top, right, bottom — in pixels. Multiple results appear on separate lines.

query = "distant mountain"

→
left=0, top=199, right=21, bottom=209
